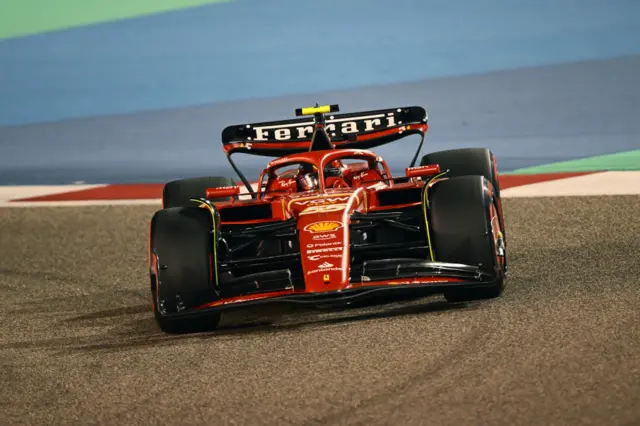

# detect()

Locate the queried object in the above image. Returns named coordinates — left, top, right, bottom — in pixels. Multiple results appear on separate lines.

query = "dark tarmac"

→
left=1, top=196, right=639, bottom=425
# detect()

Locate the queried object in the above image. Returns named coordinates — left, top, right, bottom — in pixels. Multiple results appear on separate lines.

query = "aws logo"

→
left=304, top=221, right=343, bottom=233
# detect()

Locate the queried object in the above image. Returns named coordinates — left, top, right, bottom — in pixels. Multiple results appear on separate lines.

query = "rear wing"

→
left=221, top=106, right=428, bottom=157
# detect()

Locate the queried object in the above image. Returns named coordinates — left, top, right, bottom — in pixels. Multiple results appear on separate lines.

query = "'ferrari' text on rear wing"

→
left=221, top=106, right=428, bottom=157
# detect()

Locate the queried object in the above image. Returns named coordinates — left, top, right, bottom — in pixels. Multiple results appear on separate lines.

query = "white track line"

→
left=501, top=171, right=640, bottom=197
left=0, top=184, right=107, bottom=203
left=0, top=199, right=162, bottom=208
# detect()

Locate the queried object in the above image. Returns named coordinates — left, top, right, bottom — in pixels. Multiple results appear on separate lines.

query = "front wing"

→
left=155, top=260, right=499, bottom=320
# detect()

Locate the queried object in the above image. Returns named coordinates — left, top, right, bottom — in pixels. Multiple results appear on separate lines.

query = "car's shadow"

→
left=60, top=295, right=480, bottom=354
left=2, top=292, right=487, bottom=355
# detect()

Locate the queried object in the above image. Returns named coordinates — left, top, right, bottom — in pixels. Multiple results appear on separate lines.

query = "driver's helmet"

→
left=324, top=165, right=343, bottom=179
left=297, top=164, right=319, bottom=191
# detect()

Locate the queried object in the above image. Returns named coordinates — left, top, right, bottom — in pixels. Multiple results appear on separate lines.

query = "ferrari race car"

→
left=149, top=104, right=507, bottom=333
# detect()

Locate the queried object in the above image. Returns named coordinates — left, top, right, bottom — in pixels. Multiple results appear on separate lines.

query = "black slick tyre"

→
left=427, top=175, right=506, bottom=303
left=149, top=206, right=221, bottom=333
left=421, top=147, right=507, bottom=270
left=163, top=176, right=236, bottom=208
left=420, top=147, right=500, bottom=195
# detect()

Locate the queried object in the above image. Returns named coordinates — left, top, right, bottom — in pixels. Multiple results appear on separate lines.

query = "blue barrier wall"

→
left=1, top=0, right=639, bottom=183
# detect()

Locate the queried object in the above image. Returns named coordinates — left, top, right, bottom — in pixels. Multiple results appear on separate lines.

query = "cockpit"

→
left=259, top=151, right=391, bottom=197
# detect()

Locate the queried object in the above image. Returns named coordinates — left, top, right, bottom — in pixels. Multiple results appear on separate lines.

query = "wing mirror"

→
left=405, top=164, right=441, bottom=179
left=206, top=185, right=241, bottom=200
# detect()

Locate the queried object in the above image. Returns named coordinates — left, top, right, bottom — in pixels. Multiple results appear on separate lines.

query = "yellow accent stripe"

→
left=421, top=171, right=448, bottom=261
left=424, top=171, right=448, bottom=209
left=191, top=199, right=219, bottom=287
left=421, top=185, right=435, bottom=261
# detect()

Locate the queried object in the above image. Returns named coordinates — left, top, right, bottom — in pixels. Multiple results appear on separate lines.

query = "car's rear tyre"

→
left=149, top=206, right=221, bottom=333
left=163, top=176, right=237, bottom=208
left=421, top=147, right=507, bottom=270
left=428, top=175, right=506, bottom=303
left=420, top=147, right=500, bottom=193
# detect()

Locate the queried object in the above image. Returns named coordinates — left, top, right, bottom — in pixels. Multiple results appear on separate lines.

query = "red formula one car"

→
left=149, top=104, right=507, bottom=333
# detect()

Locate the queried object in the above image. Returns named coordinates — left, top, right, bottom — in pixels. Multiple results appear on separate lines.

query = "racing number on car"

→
left=299, top=204, right=347, bottom=215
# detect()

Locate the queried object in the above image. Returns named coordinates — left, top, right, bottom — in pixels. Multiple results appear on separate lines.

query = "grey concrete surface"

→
left=1, top=196, right=639, bottom=425
left=2, top=55, right=639, bottom=184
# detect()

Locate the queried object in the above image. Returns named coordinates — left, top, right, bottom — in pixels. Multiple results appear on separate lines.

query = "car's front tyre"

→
left=427, top=175, right=506, bottom=303
left=149, top=206, right=221, bottom=333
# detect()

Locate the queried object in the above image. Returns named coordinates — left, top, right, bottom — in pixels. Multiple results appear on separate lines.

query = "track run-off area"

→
left=1, top=183, right=639, bottom=425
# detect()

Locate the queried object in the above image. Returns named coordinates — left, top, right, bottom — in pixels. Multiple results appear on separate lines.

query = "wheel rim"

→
left=489, top=201, right=506, bottom=272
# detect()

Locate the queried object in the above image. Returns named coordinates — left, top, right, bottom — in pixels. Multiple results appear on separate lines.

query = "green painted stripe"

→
left=506, top=150, right=640, bottom=174
left=0, top=0, right=234, bottom=40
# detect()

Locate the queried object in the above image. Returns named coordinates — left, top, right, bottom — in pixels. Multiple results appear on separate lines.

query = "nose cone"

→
left=298, top=218, right=347, bottom=291
left=289, top=190, right=366, bottom=292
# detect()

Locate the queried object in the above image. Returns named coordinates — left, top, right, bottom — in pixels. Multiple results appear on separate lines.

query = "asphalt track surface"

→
left=1, top=196, right=639, bottom=425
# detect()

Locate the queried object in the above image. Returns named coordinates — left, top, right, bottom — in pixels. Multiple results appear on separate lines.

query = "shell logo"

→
left=304, top=221, right=343, bottom=233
